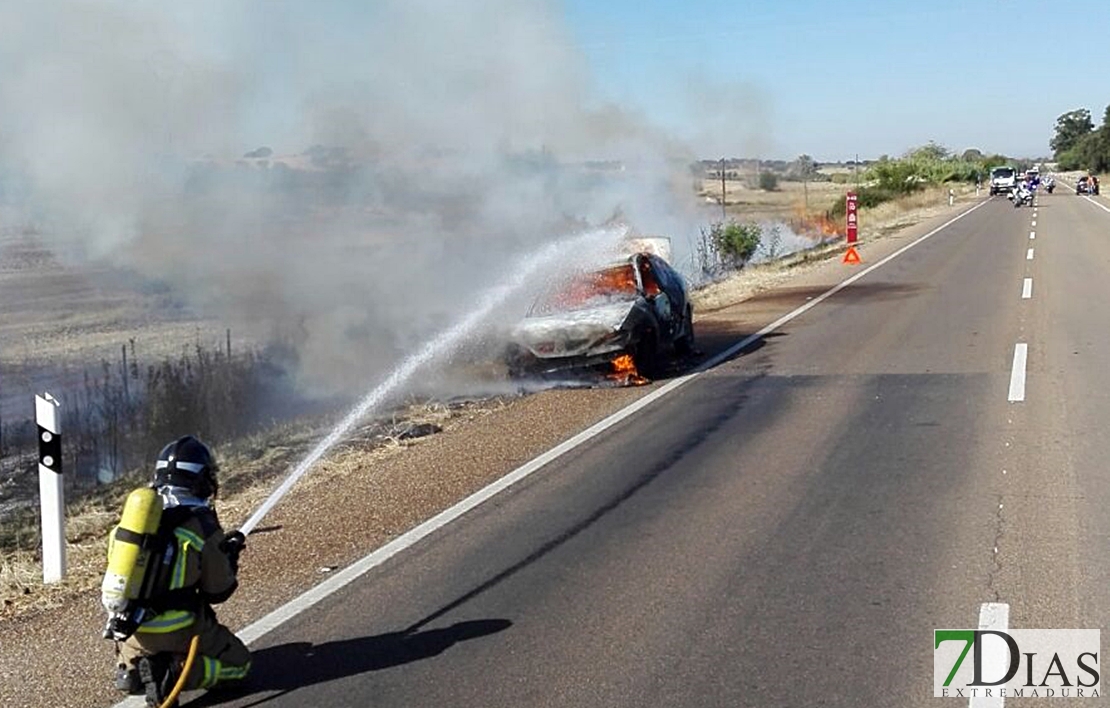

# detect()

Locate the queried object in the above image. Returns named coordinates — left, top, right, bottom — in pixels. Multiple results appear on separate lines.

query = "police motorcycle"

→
left=1009, top=182, right=1034, bottom=208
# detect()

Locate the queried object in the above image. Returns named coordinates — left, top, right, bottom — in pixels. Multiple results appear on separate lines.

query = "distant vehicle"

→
left=505, top=249, right=694, bottom=382
left=989, top=166, right=1017, bottom=195
left=1010, top=184, right=1034, bottom=207
left=1077, top=176, right=1100, bottom=195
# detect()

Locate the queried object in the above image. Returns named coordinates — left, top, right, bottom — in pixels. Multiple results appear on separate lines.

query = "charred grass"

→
left=0, top=392, right=514, bottom=619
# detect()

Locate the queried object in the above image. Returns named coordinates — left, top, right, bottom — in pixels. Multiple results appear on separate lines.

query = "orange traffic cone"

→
left=842, top=246, right=862, bottom=265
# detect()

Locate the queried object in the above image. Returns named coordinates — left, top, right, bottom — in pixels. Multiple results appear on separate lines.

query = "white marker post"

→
left=35, top=392, right=65, bottom=583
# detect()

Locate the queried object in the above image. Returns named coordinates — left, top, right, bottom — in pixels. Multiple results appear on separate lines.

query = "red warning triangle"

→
left=842, top=246, right=862, bottom=265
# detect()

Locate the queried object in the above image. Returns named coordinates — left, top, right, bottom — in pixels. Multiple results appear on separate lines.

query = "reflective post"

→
left=36, top=392, right=65, bottom=583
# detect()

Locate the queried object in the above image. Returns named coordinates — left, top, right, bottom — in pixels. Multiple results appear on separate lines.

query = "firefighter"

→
left=110, top=436, right=251, bottom=705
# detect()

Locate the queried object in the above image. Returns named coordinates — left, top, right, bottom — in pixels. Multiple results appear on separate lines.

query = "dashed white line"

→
left=1022, top=278, right=1032, bottom=299
left=1026, top=248, right=1034, bottom=260
left=1031, top=220, right=1037, bottom=227
left=1008, top=343, right=1028, bottom=402
left=1029, top=231, right=1035, bottom=240
left=970, top=602, right=1011, bottom=708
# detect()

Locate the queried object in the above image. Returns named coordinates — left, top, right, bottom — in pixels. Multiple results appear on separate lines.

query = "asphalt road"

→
left=206, top=191, right=1110, bottom=707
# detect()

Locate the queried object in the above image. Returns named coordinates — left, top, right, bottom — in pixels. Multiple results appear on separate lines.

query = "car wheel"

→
left=632, top=329, right=663, bottom=379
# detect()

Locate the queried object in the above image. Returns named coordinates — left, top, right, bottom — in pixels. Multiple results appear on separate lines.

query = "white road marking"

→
left=1026, top=248, right=1034, bottom=260
left=112, top=198, right=995, bottom=708
left=1008, top=343, right=1028, bottom=402
left=970, top=602, right=1011, bottom=708
left=1031, top=220, right=1036, bottom=227
left=1083, top=195, right=1110, bottom=215
left=1029, top=231, right=1035, bottom=240
left=1022, top=278, right=1032, bottom=299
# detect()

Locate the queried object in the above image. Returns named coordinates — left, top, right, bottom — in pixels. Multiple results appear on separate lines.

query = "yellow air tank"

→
left=101, top=487, right=163, bottom=614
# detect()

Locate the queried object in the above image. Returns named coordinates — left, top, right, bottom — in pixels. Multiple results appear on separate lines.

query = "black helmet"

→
left=154, top=436, right=219, bottom=498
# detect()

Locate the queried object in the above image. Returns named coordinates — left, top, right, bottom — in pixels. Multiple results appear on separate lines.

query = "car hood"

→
left=511, top=301, right=638, bottom=359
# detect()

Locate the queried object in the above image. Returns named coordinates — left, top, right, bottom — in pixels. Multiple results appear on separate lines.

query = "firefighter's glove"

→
left=221, top=530, right=246, bottom=574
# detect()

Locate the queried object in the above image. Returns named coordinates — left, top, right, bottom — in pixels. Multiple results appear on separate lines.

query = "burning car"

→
left=505, top=246, right=695, bottom=384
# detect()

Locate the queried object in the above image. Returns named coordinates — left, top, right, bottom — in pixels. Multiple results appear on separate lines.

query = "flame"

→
left=790, top=202, right=843, bottom=238
left=608, top=354, right=650, bottom=386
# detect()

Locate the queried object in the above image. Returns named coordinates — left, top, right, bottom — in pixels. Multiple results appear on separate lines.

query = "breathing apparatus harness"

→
left=101, top=487, right=216, bottom=641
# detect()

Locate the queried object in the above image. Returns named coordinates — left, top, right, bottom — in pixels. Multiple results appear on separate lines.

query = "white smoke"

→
left=0, top=0, right=733, bottom=397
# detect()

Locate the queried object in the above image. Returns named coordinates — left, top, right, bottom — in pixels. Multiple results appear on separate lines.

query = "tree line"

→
left=1051, top=107, right=1110, bottom=173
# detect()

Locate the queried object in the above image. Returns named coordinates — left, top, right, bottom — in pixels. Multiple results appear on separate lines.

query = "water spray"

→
left=238, top=226, right=626, bottom=536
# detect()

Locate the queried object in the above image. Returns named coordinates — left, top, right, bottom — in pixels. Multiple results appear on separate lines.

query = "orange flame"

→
left=608, top=354, right=650, bottom=386
left=790, top=202, right=843, bottom=238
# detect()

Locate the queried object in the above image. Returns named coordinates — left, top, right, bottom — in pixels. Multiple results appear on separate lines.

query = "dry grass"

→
left=691, top=183, right=978, bottom=314
left=0, top=179, right=982, bottom=618
left=698, top=177, right=850, bottom=222
left=0, top=395, right=512, bottom=619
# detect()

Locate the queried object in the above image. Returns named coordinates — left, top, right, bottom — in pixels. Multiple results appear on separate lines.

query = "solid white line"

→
left=235, top=198, right=992, bottom=634
left=1021, top=278, right=1032, bottom=299
left=1053, top=179, right=1110, bottom=213
left=1026, top=248, right=1034, bottom=260
left=110, top=197, right=994, bottom=708
left=970, top=602, right=1011, bottom=708
left=1084, top=195, right=1110, bottom=215
left=1009, top=343, right=1028, bottom=402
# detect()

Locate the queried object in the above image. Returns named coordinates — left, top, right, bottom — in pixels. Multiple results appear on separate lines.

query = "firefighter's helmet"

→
left=153, top=436, right=219, bottom=499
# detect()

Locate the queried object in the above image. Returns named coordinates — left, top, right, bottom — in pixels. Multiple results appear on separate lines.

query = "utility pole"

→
left=719, top=157, right=727, bottom=221
left=854, top=153, right=860, bottom=189
left=803, top=176, right=809, bottom=219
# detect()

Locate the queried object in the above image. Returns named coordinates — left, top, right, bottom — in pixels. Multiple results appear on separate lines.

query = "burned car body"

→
left=506, top=250, right=694, bottom=382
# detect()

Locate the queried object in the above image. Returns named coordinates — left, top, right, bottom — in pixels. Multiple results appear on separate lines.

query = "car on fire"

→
left=505, top=247, right=695, bottom=382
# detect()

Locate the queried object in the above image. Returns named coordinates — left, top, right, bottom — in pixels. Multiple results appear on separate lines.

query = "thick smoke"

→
left=0, top=0, right=706, bottom=397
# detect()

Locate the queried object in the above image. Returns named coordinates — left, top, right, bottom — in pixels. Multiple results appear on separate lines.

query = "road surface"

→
left=204, top=192, right=1110, bottom=706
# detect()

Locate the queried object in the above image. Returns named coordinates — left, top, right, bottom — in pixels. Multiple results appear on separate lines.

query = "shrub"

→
left=758, top=172, right=779, bottom=191
left=713, top=221, right=762, bottom=266
left=826, top=186, right=899, bottom=220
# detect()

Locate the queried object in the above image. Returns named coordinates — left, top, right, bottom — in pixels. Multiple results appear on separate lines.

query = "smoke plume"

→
left=0, top=0, right=706, bottom=396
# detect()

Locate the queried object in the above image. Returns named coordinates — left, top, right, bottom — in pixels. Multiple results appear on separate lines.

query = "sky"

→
left=559, top=0, right=1110, bottom=160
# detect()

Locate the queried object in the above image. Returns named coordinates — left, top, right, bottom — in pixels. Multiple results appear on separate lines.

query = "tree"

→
left=907, top=141, right=950, bottom=161
left=758, top=172, right=779, bottom=191
left=1050, top=109, right=1094, bottom=158
left=792, top=154, right=818, bottom=178
left=961, top=148, right=984, bottom=162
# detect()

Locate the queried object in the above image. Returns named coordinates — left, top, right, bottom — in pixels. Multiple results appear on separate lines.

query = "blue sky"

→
left=559, top=0, right=1110, bottom=161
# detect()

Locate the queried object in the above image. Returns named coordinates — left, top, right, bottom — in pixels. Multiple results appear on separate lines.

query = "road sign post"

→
left=842, top=191, right=861, bottom=265
left=846, top=191, right=859, bottom=244
left=36, top=392, right=65, bottom=583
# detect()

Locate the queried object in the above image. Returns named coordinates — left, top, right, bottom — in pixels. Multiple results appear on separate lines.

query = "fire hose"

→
left=156, top=633, right=198, bottom=708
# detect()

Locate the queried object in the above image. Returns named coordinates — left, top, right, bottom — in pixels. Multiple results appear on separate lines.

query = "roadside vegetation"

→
left=827, top=142, right=1011, bottom=220
left=1051, top=106, right=1110, bottom=174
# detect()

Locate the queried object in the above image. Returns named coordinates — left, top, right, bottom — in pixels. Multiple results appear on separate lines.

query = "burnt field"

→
left=0, top=226, right=300, bottom=510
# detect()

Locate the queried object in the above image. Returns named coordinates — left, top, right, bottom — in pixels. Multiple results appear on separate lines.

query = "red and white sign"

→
left=846, top=192, right=858, bottom=244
